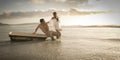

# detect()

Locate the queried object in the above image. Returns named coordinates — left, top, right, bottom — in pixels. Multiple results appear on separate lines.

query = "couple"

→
left=33, top=12, right=61, bottom=40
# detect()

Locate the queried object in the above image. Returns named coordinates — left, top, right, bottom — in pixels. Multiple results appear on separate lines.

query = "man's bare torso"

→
left=38, top=23, right=50, bottom=35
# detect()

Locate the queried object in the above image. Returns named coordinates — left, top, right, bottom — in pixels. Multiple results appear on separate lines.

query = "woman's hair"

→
left=53, top=12, right=56, bottom=15
left=53, top=12, right=59, bottom=22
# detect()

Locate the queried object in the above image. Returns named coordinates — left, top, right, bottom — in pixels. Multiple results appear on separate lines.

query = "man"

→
left=33, top=18, right=59, bottom=40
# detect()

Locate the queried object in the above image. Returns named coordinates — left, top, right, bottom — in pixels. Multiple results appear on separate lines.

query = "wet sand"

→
left=0, top=38, right=120, bottom=60
left=0, top=27, right=120, bottom=60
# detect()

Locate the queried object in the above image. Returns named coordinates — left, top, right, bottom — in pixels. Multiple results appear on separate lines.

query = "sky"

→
left=0, top=0, right=120, bottom=25
left=0, top=0, right=120, bottom=13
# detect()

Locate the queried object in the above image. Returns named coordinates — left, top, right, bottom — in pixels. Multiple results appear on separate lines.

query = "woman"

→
left=48, top=12, right=61, bottom=39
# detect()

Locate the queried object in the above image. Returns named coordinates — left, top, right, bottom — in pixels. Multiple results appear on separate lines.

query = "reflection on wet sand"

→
left=0, top=40, right=62, bottom=60
left=0, top=25, right=120, bottom=60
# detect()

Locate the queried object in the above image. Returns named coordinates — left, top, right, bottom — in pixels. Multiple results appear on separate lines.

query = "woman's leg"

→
left=56, top=29, right=61, bottom=38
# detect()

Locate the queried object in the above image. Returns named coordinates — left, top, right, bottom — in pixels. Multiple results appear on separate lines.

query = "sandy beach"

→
left=0, top=25, right=120, bottom=60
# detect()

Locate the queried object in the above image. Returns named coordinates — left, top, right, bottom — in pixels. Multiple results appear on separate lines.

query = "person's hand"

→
left=47, top=22, right=49, bottom=24
left=59, top=29, right=62, bottom=31
left=33, top=32, right=36, bottom=34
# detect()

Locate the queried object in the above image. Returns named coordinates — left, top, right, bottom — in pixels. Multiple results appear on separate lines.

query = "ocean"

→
left=0, top=24, right=120, bottom=60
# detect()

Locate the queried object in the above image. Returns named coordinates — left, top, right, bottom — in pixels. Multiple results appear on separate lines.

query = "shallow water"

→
left=0, top=25, right=120, bottom=60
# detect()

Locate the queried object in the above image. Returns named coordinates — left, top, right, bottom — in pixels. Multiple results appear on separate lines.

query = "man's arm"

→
left=33, top=24, right=40, bottom=34
left=46, top=19, right=50, bottom=24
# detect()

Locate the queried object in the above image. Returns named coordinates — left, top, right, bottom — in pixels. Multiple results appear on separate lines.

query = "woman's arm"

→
left=47, top=18, right=53, bottom=24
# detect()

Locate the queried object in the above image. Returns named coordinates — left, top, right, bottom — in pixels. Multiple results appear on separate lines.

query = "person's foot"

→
left=51, top=37, right=55, bottom=41
left=56, top=35, right=59, bottom=39
left=57, top=36, right=61, bottom=39
left=52, top=39, right=55, bottom=41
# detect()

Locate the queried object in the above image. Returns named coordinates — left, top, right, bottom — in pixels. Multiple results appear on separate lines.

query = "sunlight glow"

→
left=1, top=13, right=120, bottom=26
left=60, top=14, right=110, bottom=26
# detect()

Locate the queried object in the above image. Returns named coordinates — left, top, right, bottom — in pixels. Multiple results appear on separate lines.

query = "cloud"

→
left=31, top=0, right=45, bottom=4
left=31, top=0, right=66, bottom=4
left=0, top=9, right=108, bottom=20
left=0, top=10, right=59, bottom=19
left=0, top=11, right=44, bottom=19
left=30, top=0, right=88, bottom=6
left=53, top=0, right=66, bottom=2
left=65, top=0, right=88, bottom=7
left=87, top=0, right=120, bottom=11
